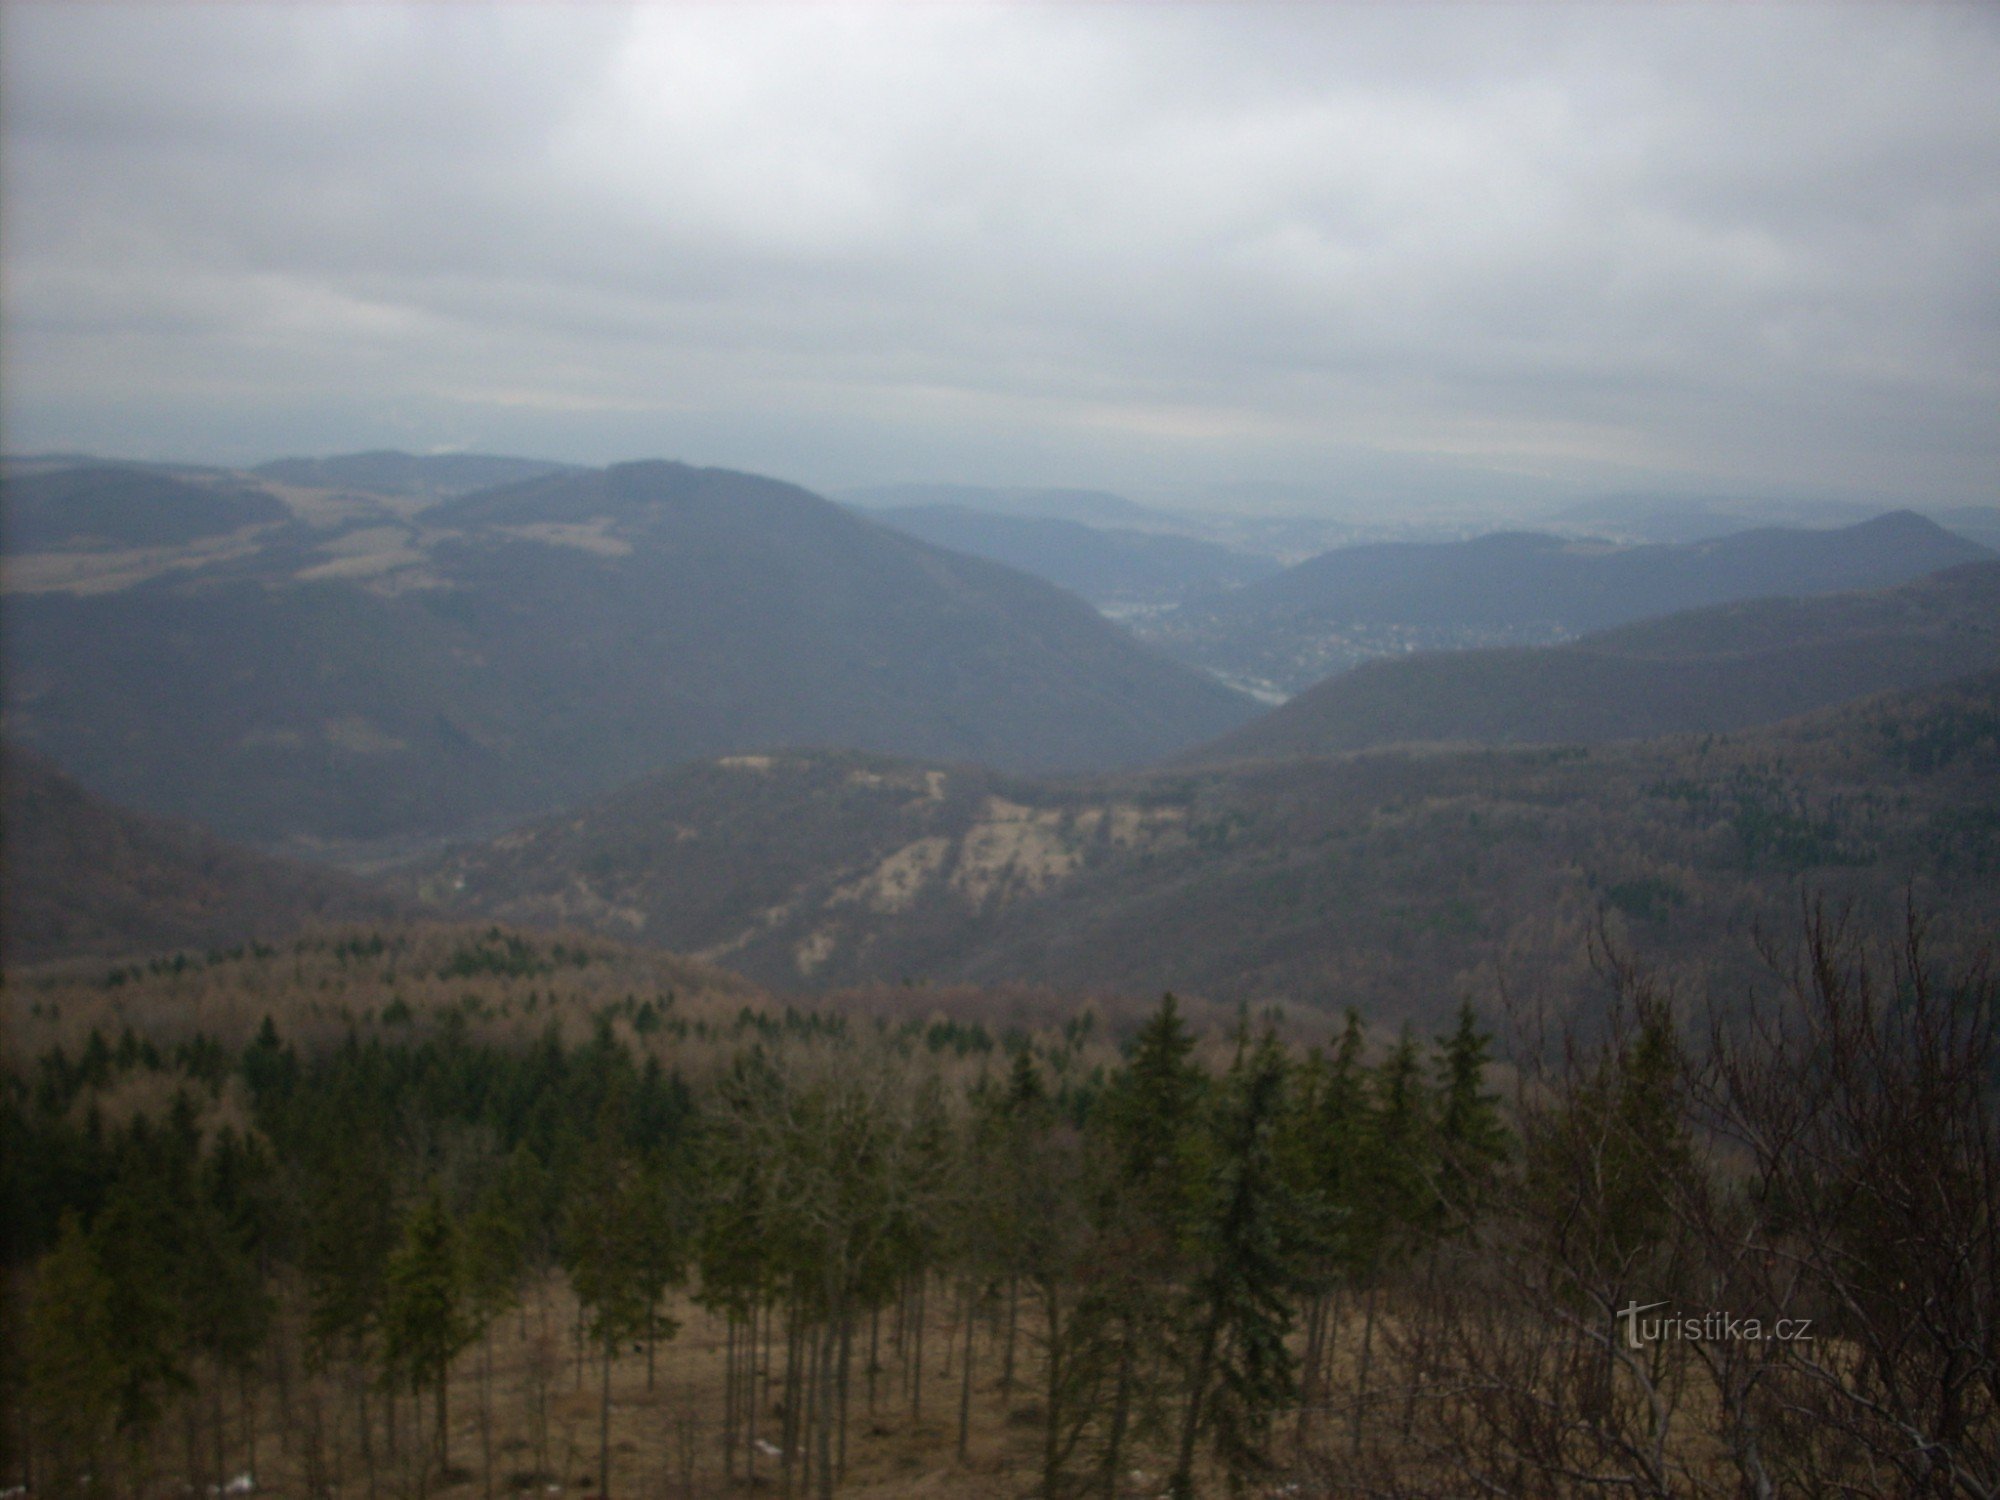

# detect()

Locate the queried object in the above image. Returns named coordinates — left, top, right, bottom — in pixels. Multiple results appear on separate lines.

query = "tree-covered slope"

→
left=408, top=671, right=2000, bottom=1027
left=864, top=504, right=1278, bottom=609
left=4, top=458, right=1255, bottom=856
left=1189, top=562, right=2000, bottom=762
left=1, top=744, right=407, bottom=967
left=1149, top=511, right=1994, bottom=694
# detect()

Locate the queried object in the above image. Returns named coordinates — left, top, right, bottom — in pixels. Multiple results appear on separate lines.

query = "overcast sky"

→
left=3, top=3, right=1996, bottom=514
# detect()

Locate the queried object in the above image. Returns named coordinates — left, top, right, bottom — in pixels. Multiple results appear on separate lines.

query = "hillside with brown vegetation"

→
left=1, top=745, right=409, bottom=968
left=408, top=671, right=2000, bottom=1031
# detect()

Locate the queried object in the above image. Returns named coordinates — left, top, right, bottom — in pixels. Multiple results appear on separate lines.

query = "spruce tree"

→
left=1168, top=1027, right=1304, bottom=1499
left=562, top=1137, right=657, bottom=1500
left=380, top=1190, right=474, bottom=1471
left=23, top=1214, right=123, bottom=1500
left=1081, top=995, right=1210, bottom=1497
left=1432, top=1002, right=1509, bottom=1223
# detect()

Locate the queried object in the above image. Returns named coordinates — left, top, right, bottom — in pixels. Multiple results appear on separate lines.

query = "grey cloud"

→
left=3, top=3, right=1996, bottom=508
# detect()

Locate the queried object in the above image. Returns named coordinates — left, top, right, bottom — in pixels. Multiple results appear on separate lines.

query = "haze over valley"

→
left=5, top=6, right=1999, bottom=1497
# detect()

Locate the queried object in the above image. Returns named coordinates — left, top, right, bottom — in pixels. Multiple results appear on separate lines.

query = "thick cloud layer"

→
left=4, top=4, right=1996, bottom=510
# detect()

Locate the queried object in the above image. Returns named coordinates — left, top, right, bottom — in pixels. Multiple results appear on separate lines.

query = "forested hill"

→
left=408, top=670, right=2000, bottom=1029
left=1146, top=510, right=1994, bottom=694
left=0, top=744, right=407, bottom=967
left=1188, top=562, right=2000, bottom=763
left=3, top=457, right=1254, bottom=856
left=862, top=504, right=1279, bottom=609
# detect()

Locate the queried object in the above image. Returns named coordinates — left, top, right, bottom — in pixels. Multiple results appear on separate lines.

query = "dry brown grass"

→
left=185, top=1275, right=1192, bottom=1500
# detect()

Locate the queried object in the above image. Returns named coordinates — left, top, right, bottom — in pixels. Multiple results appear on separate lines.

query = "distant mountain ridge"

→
left=4, top=464, right=290, bottom=551
left=840, top=482, right=1170, bottom=528
left=1144, top=510, right=1994, bottom=694
left=864, top=504, right=1279, bottom=609
left=252, top=449, right=578, bottom=500
left=1188, top=562, right=2000, bottom=762
left=4, top=456, right=1255, bottom=855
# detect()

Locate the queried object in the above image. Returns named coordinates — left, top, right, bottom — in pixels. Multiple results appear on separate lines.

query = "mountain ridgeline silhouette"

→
left=2, top=458, right=1255, bottom=855
left=1187, top=563, right=2000, bottom=763
left=1148, top=510, right=1994, bottom=693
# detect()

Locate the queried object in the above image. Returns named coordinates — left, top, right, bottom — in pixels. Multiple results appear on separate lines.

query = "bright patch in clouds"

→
left=3, top=3, right=1996, bottom=511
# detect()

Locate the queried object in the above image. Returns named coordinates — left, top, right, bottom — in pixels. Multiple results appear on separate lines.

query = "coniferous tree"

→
left=1432, top=1002, right=1509, bottom=1224
left=23, top=1214, right=123, bottom=1500
left=1280, top=1013, right=1369, bottom=1452
left=380, top=1191, right=473, bottom=1472
left=90, top=1151, right=195, bottom=1441
left=562, top=1135, right=657, bottom=1500
left=1526, top=995, right=1691, bottom=1278
left=1080, top=995, right=1209, bottom=1497
left=1168, top=1027, right=1306, bottom=1499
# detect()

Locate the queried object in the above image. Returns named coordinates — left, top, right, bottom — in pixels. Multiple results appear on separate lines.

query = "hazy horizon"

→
left=4, top=3, right=1997, bottom=518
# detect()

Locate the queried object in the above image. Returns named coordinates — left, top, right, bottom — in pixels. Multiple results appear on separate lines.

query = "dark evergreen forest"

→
left=3, top=912, right=1995, bottom=1498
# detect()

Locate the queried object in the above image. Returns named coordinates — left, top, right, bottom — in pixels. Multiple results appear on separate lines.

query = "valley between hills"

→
left=5, top=452, right=1997, bottom=1036
left=6, top=450, right=2000, bottom=1500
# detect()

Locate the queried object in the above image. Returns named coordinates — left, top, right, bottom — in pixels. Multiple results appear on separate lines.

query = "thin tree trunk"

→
left=745, top=1311, right=760, bottom=1491
left=723, top=1315, right=737, bottom=1485
left=837, top=1315, right=853, bottom=1481
left=1003, top=1275, right=1020, bottom=1397
left=1100, top=1316, right=1134, bottom=1500
left=1352, top=1283, right=1378, bottom=1458
left=273, top=1300, right=295, bottom=1456
left=1295, top=1292, right=1326, bottom=1459
left=895, top=1280, right=910, bottom=1405
left=1170, top=1311, right=1221, bottom=1500
left=437, top=1360, right=451, bottom=1472
left=781, top=1310, right=801, bottom=1500
left=303, top=1373, right=328, bottom=1500
left=355, top=1362, right=380, bottom=1500
left=482, top=1328, right=495, bottom=1500
left=867, top=1305, right=881, bottom=1415
left=957, top=1282, right=977, bottom=1462
left=802, top=1324, right=821, bottom=1498
left=1040, top=1283, right=1066, bottom=1500
left=910, top=1276, right=925, bottom=1424
left=764, top=1300, right=779, bottom=1425
left=184, top=1386, right=205, bottom=1500
left=598, top=1338, right=613, bottom=1500
left=815, top=1317, right=839, bottom=1500
left=212, top=1364, right=230, bottom=1492
left=241, top=1364, right=260, bottom=1483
